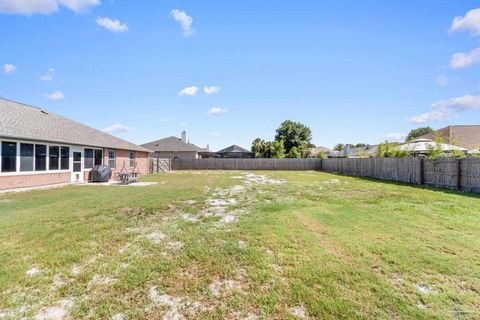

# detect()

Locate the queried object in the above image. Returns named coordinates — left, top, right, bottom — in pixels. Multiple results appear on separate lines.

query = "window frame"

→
left=34, top=144, right=47, bottom=172
left=49, top=145, right=60, bottom=170
left=129, top=151, right=136, bottom=167
left=0, top=139, right=73, bottom=175
left=108, top=149, right=116, bottom=169
left=20, top=143, right=34, bottom=172
left=1, top=141, right=17, bottom=173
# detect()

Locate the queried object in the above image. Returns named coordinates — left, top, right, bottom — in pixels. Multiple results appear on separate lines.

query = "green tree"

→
left=333, top=143, right=345, bottom=152
left=377, top=141, right=409, bottom=158
left=427, top=137, right=446, bottom=160
left=406, top=127, right=433, bottom=142
left=270, top=140, right=286, bottom=159
left=274, top=120, right=312, bottom=153
left=286, top=146, right=301, bottom=158
left=251, top=138, right=268, bottom=158
left=316, top=151, right=327, bottom=159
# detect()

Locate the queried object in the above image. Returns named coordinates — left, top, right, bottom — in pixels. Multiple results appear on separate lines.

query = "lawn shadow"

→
left=316, top=170, right=480, bottom=200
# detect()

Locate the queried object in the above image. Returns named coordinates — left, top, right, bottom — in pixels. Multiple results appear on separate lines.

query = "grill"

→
left=90, top=165, right=112, bottom=182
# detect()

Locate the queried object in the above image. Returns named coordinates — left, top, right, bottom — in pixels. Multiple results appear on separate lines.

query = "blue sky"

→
left=1, top=1, right=480, bottom=150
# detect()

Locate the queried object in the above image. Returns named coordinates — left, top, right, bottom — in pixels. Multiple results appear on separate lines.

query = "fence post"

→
left=420, top=158, right=425, bottom=185
left=457, top=158, right=462, bottom=191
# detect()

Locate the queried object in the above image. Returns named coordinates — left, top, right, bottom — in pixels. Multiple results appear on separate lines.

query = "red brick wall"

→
left=0, top=172, right=70, bottom=191
left=103, top=149, right=149, bottom=179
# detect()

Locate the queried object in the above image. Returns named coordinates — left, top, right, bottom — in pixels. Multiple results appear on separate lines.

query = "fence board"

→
left=171, top=158, right=322, bottom=171
left=170, top=157, right=480, bottom=193
left=322, top=157, right=423, bottom=184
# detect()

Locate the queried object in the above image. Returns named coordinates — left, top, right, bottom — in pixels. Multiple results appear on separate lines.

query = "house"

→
left=308, top=146, right=339, bottom=158
left=141, top=131, right=211, bottom=159
left=216, top=145, right=255, bottom=158
left=398, top=138, right=467, bottom=156
left=343, top=145, right=379, bottom=158
left=0, top=98, right=151, bottom=191
left=418, top=125, right=480, bottom=152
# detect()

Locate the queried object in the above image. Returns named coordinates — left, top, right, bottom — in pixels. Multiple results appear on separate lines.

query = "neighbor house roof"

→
left=344, top=145, right=378, bottom=157
left=398, top=138, right=467, bottom=152
left=0, top=98, right=150, bottom=152
left=141, top=136, right=205, bottom=152
left=217, top=145, right=252, bottom=153
left=309, top=146, right=338, bottom=156
left=419, top=125, right=480, bottom=150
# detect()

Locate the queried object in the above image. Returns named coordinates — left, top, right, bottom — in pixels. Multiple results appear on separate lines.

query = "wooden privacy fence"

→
left=150, top=158, right=171, bottom=173
left=171, top=158, right=322, bottom=171
left=321, top=158, right=423, bottom=184
left=322, top=157, right=480, bottom=193
left=170, top=157, right=480, bottom=193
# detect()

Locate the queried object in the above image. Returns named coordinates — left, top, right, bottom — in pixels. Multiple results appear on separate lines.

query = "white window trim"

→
left=83, top=147, right=103, bottom=171
left=0, top=138, right=108, bottom=176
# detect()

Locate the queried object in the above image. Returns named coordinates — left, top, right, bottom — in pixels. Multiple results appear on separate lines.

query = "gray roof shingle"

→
left=0, top=98, right=150, bottom=152
left=141, top=136, right=205, bottom=152
left=217, top=145, right=252, bottom=153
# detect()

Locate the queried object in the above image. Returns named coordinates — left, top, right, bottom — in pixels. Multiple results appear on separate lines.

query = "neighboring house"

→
left=419, top=125, right=480, bottom=152
left=216, top=145, right=255, bottom=158
left=398, top=138, right=467, bottom=156
left=308, top=146, right=338, bottom=158
left=0, top=98, right=151, bottom=191
left=344, top=145, right=379, bottom=158
left=141, top=131, right=210, bottom=159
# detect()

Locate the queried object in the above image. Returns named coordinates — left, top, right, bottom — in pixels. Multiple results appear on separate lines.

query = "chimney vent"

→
left=181, top=131, right=188, bottom=143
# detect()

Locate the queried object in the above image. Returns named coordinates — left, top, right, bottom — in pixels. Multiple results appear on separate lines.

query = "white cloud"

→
left=57, top=0, right=99, bottom=13
left=204, top=86, right=220, bottom=95
left=179, top=122, right=188, bottom=127
left=3, top=63, right=16, bottom=74
left=385, top=133, right=406, bottom=142
left=207, top=107, right=228, bottom=116
left=436, top=75, right=448, bottom=87
left=102, top=124, right=133, bottom=133
left=0, top=0, right=99, bottom=15
left=39, top=68, right=55, bottom=81
left=411, top=95, right=480, bottom=123
left=44, top=91, right=64, bottom=101
left=178, top=86, right=199, bottom=96
left=170, top=9, right=195, bottom=37
left=449, top=47, right=480, bottom=69
left=450, top=7, right=480, bottom=36
left=96, top=16, right=129, bottom=32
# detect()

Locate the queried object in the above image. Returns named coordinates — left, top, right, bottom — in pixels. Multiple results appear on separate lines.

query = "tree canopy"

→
left=274, top=120, right=312, bottom=153
left=406, top=127, right=433, bottom=142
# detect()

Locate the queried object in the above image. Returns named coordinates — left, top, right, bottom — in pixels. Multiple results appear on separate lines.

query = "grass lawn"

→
left=0, top=171, right=479, bottom=319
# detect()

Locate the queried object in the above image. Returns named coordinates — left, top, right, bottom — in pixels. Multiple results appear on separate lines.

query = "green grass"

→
left=0, top=171, right=479, bottom=319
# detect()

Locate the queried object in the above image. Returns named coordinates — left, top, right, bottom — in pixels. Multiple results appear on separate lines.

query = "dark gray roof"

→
left=217, top=145, right=252, bottom=153
left=141, top=136, right=205, bottom=152
left=0, top=98, right=150, bottom=152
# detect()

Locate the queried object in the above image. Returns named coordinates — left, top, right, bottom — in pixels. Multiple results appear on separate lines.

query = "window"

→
left=84, top=148, right=94, bottom=169
left=94, top=149, right=103, bottom=166
left=35, top=144, right=47, bottom=171
left=1, top=141, right=17, bottom=172
left=108, top=149, right=116, bottom=168
left=20, top=143, right=34, bottom=172
left=129, top=151, right=135, bottom=167
left=49, top=146, right=59, bottom=170
left=61, top=147, right=70, bottom=170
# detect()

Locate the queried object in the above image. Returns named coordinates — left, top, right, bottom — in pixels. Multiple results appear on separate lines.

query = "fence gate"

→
left=150, top=158, right=171, bottom=173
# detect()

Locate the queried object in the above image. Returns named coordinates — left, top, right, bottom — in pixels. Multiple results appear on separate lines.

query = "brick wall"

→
left=103, top=148, right=149, bottom=180
left=0, top=172, right=70, bottom=191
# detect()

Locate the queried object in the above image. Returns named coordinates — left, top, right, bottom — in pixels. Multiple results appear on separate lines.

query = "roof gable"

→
left=217, top=145, right=252, bottom=153
left=0, top=98, right=150, bottom=152
left=141, top=136, right=202, bottom=152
